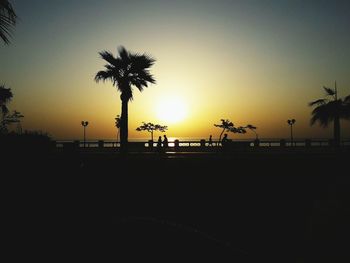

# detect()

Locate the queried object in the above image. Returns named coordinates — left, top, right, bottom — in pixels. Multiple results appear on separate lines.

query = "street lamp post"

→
left=287, top=119, right=296, bottom=146
left=81, top=121, right=89, bottom=148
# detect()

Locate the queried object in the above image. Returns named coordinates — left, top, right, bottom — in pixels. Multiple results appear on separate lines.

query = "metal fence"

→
left=54, top=138, right=350, bottom=152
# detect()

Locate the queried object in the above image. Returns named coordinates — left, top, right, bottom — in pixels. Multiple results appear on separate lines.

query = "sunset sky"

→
left=1, top=0, right=349, bottom=140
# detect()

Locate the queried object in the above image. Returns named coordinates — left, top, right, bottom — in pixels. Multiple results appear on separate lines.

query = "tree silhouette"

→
left=0, top=84, right=13, bottom=132
left=136, top=122, right=167, bottom=141
left=0, top=0, right=17, bottom=45
left=309, top=83, right=350, bottom=146
left=245, top=124, right=258, bottom=139
left=2, top=110, right=24, bottom=133
left=95, top=46, right=156, bottom=153
left=214, top=119, right=233, bottom=145
left=214, top=119, right=247, bottom=146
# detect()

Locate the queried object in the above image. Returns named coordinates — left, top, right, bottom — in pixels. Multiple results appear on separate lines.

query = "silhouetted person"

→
left=157, top=136, right=162, bottom=153
left=163, top=135, right=168, bottom=149
left=208, top=135, right=213, bottom=146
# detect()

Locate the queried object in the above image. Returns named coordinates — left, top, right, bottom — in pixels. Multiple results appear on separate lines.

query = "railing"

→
left=54, top=138, right=350, bottom=152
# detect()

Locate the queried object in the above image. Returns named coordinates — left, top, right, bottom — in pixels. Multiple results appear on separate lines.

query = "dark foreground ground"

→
left=4, top=148, right=350, bottom=262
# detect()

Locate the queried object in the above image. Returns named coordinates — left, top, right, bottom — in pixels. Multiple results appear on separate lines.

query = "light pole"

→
left=287, top=119, right=296, bottom=146
left=81, top=121, right=89, bottom=147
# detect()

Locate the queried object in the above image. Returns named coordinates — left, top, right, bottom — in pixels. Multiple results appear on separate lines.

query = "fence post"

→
left=148, top=140, right=153, bottom=150
left=51, top=140, right=57, bottom=150
left=305, top=139, right=311, bottom=148
left=74, top=140, right=80, bottom=148
left=280, top=139, right=286, bottom=147
left=174, top=139, right=180, bottom=151
left=254, top=139, right=260, bottom=147
left=98, top=140, right=104, bottom=148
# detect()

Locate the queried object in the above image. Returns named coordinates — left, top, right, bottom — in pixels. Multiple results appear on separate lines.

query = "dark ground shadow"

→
left=3, top=149, right=350, bottom=262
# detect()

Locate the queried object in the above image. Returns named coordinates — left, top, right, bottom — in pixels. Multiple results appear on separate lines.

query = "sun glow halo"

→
left=156, top=97, right=187, bottom=124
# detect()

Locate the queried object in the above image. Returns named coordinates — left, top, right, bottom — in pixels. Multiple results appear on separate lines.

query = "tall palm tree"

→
left=95, top=46, right=156, bottom=153
left=309, top=83, right=350, bottom=146
left=0, top=0, right=17, bottom=45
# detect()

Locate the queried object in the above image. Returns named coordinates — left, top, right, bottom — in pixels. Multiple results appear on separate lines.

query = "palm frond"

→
left=323, top=86, right=336, bottom=97
left=99, top=51, right=117, bottom=65
left=95, top=46, right=156, bottom=101
left=130, top=54, right=156, bottom=72
left=246, top=124, right=256, bottom=130
left=309, top=99, right=327, bottom=107
left=310, top=87, right=350, bottom=128
left=94, top=70, right=113, bottom=83
left=129, top=78, right=147, bottom=92
left=118, top=46, right=131, bottom=63
left=136, top=70, right=156, bottom=84
left=0, top=0, right=17, bottom=44
left=310, top=102, right=338, bottom=127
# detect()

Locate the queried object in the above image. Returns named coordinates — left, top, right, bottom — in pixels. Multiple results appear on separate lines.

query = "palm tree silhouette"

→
left=309, top=82, right=350, bottom=146
left=0, top=85, right=13, bottom=128
left=2, top=110, right=24, bottom=133
left=245, top=124, right=258, bottom=139
left=136, top=122, right=168, bottom=141
left=214, top=119, right=234, bottom=146
left=0, top=0, right=17, bottom=45
left=95, top=46, right=156, bottom=153
left=214, top=119, right=247, bottom=146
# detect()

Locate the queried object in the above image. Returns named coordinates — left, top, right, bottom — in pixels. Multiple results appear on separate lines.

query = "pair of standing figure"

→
left=157, top=135, right=168, bottom=150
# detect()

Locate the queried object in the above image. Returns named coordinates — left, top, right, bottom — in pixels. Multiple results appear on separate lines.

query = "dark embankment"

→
left=4, top=148, right=350, bottom=262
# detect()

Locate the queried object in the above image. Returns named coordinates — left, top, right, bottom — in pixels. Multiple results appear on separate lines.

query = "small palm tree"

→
left=309, top=83, right=350, bottom=146
left=95, top=46, right=156, bottom=153
left=214, top=119, right=247, bottom=146
left=0, top=0, right=17, bottom=45
left=214, top=119, right=233, bottom=146
left=136, top=122, right=168, bottom=141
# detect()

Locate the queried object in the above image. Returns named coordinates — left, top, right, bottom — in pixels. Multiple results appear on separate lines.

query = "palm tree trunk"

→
left=120, top=95, right=128, bottom=154
left=218, top=129, right=225, bottom=147
left=333, top=115, right=340, bottom=147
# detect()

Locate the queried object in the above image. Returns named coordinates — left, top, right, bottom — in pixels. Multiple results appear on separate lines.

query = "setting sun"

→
left=156, top=97, right=188, bottom=124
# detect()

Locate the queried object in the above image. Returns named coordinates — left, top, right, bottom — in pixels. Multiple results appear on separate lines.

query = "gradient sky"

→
left=1, top=0, right=349, bottom=140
